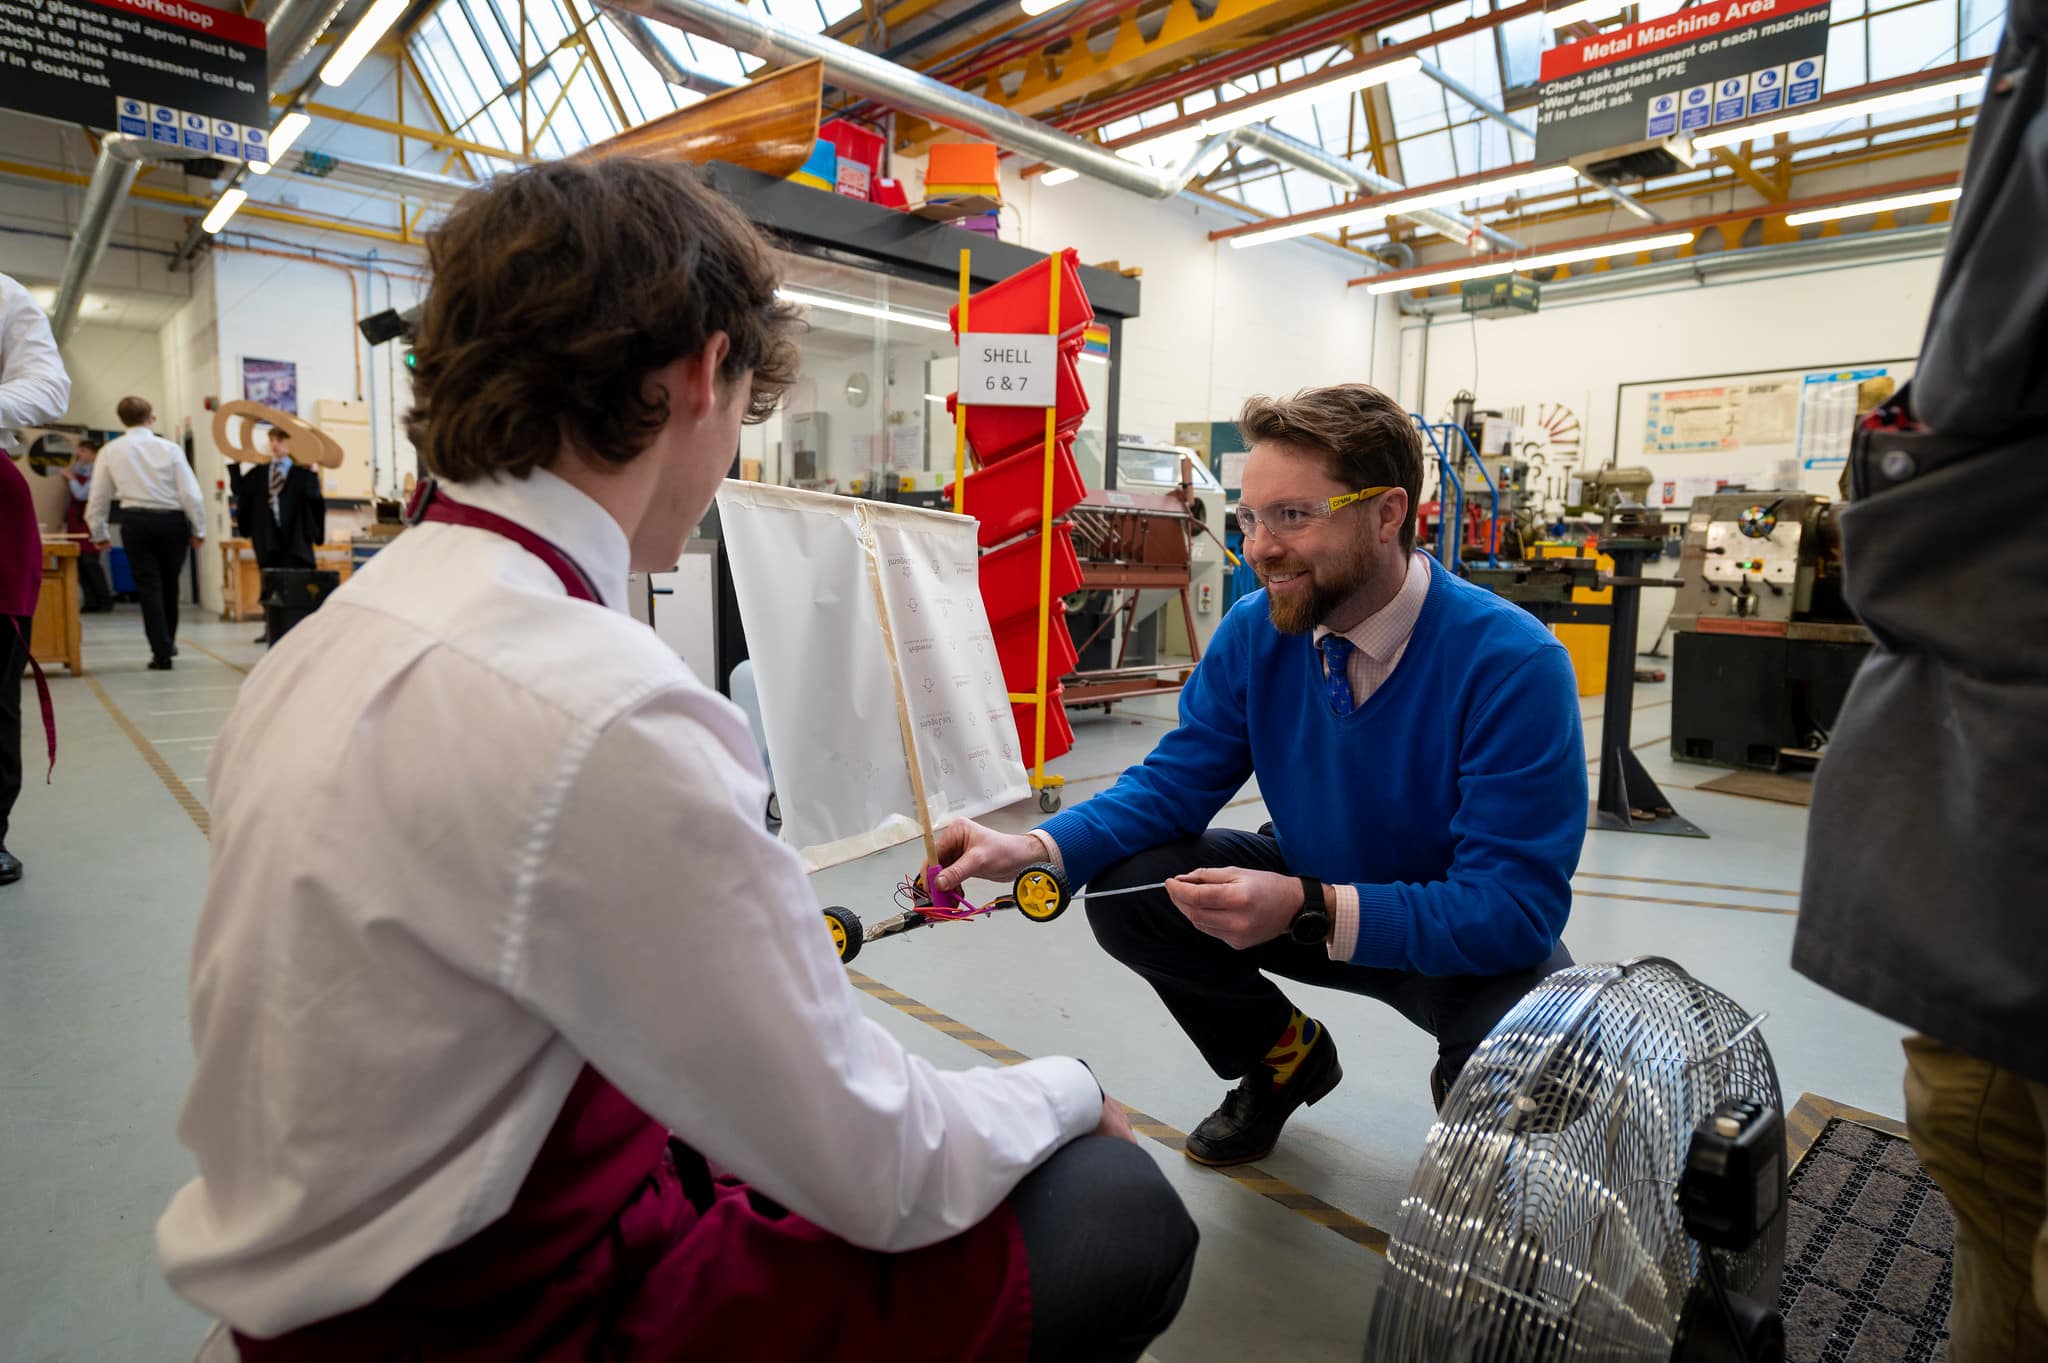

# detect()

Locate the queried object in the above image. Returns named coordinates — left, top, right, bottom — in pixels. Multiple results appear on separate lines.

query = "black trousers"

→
left=1013, top=1134, right=1199, bottom=1363
left=119, top=509, right=192, bottom=662
left=1, top=616, right=25, bottom=846
left=1086, top=828, right=1574, bottom=1088
left=77, top=553, right=113, bottom=613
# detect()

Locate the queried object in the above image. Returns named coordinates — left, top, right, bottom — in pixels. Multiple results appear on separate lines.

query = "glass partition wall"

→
left=739, top=253, right=1111, bottom=500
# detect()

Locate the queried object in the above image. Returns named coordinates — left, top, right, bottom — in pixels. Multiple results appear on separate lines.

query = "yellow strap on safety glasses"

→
left=1327, top=486, right=1393, bottom=513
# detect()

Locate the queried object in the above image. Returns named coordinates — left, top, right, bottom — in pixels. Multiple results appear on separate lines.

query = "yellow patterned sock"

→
left=1262, top=1007, right=1321, bottom=1086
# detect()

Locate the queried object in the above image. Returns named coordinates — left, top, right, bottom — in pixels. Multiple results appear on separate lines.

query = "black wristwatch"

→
left=1289, top=877, right=1331, bottom=946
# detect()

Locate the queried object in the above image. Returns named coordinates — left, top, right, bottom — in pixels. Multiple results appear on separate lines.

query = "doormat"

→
left=1700, top=768, right=1815, bottom=806
left=1782, top=1116, right=1953, bottom=1362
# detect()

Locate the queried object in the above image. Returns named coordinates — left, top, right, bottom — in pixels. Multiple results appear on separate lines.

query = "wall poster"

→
left=241, top=357, right=298, bottom=415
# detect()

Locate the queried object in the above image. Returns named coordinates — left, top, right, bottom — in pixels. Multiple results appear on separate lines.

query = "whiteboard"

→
left=1612, top=359, right=1914, bottom=509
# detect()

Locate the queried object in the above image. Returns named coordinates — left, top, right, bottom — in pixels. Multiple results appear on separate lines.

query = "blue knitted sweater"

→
left=1040, top=556, right=1586, bottom=974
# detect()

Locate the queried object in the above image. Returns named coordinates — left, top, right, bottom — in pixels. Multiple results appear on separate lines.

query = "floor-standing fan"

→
left=1367, top=957, right=1788, bottom=1363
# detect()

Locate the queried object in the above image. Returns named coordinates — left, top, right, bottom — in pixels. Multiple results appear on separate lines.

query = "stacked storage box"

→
left=941, top=249, right=1095, bottom=765
left=819, top=119, right=884, bottom=201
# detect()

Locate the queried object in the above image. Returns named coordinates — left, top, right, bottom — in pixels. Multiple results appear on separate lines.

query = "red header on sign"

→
left=1540, top=0, right=1825, bottom=81
left=87, top=0, right=268, bottom=48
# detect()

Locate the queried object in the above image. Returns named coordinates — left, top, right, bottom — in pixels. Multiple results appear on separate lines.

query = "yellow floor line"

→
left=181, top=639, right=251, bottom=676
left=1573, top=887, right=1798, bottom=918
left=83, top=672, right=210, bottom=838
left=843, top=970, right=1391, bottom=1255
left=1576, top=870, right=1800, bottom=899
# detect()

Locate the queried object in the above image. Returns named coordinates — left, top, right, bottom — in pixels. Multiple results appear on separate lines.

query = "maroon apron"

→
left=2, top=455, right=54, bottom=778
left=233, top=487, right=1033, bottom=1363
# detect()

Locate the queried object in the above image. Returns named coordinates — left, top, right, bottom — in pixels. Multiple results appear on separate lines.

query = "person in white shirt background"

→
left=0, top=271, right=74, bottom=887
left=157, top=157, right=1196, bottom=1363
left=86, top=395, right=205, bottom=670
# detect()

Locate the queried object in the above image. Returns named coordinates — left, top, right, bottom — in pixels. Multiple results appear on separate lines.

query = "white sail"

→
left=716, top=481, right=1031, bottom=872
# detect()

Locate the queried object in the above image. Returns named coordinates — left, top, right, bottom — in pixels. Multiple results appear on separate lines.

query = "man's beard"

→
left=1260, top=540, right=1378, bottom=635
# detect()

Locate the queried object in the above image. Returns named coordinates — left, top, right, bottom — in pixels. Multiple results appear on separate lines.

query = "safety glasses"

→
left=1234, top=487, right=1392, bottom=540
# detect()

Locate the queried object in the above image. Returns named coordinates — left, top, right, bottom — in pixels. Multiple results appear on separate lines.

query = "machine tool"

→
left=1666, top=491, right=1871, bottom=771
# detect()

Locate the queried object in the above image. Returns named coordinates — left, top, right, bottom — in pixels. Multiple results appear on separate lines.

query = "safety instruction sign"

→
left=1537, top=0, right=1829, bottom=163
left=0, top=0, right=270, bottom=146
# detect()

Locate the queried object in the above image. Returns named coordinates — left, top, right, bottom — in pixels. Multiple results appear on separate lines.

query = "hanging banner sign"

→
left=1537, top=0, right=1829, bottom=162
left=0, top=0, right=270, bottom=147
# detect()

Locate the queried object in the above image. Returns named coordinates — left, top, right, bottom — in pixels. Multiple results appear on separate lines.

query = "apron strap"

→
left=409, top=481, right=604, bottom=606
left=12, top=617, right=54, bottom=781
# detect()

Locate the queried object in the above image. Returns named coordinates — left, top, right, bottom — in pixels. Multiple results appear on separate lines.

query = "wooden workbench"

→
left=218, top=538, right=355, bottom=623
left=31, top=540, right=82, bottom=676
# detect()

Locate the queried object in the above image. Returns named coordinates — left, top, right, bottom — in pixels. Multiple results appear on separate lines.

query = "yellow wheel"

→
left=823, top=905, right=863, bottom=964
left=1012, top=863, right=1070, bottom=923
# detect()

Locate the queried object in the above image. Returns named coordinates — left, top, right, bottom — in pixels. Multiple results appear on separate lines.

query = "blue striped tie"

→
left=1320, top=634, right=1357, bottom=716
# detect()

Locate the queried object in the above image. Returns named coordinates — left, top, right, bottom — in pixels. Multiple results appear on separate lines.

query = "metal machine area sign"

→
left=1538, top=0, right=1829, bottom=162
left=0, top=0, right=270, bottom=146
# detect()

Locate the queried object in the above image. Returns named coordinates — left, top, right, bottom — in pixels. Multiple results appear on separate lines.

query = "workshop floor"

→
left=0, top=607, right=1910, bottom=1362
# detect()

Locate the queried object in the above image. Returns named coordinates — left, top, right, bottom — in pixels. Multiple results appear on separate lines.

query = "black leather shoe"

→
left=0, top=847, right=22, bottom=885
left=148, top=657, right=173, bottom=671
left=1185, top=1028, right=1342, bottom=1167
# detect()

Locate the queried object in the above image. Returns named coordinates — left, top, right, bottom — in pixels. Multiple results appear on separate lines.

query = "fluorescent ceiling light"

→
left=267, top=111, right=310, bottom=162
left=1784, top=185, right=1961, bottom=225
left=1692, top=75, right=1983, bottom=150
left=926, top=393, right=950, bottom=404
left=1019, top=0, right=1072, bottom=13
left=250, top=110, right=310, bottom=174
left=775, top=287, right=951, bottom=332
left=1040, top=167, right=1080, bottom=186
left=1363, top=229, right=1696, bottom=293
left=1195, top=56, right=1424, bottom=134
left=320, top=0, right=409, bottom=87
left=1229, top=162, right=1580, bottom=248
left=1078, top=351, right=1108, bottom=364
left=201, top=187, right=249, bottom=235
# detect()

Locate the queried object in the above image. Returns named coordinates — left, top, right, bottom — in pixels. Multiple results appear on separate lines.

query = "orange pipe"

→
left=212, top=245, right=427, bottom=398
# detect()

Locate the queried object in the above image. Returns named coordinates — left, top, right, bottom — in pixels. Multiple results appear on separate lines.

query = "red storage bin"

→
left=947, top=437, right=1086, bottom=546
left=819, top=118, right=884, bottom=199
left=994, top=599, right=1078, bottom=692
left=950, top=349, right=1089, bottom=466
left=979, top=523, right=1082, bottom=628
left=1011, top=684, right=1075, bottom=765
left=950, top=248, right=1095, bottom=347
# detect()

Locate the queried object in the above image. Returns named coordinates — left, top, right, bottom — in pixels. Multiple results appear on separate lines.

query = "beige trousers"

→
left=1903, top=1034, right=2048, bottom=1362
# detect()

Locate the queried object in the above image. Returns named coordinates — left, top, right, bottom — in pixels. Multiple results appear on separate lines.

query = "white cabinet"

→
left=314, top=398, right=376, bottom=500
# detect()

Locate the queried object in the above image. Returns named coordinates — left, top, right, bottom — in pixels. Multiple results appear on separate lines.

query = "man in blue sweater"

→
left=938, top=384, right=1585, bottom=1166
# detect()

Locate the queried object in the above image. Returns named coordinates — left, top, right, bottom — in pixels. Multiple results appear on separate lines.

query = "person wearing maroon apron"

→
left=1, top=271, right=71, bottom=888
left=64, top=440, right=114, bottom=614
left=157, top=158, right=1196, bottom=1363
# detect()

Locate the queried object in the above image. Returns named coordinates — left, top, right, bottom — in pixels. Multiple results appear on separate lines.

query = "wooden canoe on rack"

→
left=579, top=59, right=822, bottom=179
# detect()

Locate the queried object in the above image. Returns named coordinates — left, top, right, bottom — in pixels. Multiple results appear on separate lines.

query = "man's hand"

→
left=932, top=817, right=1044, bottom=894
left=190, top=536, right=205, bottom=550
left=1165, top=867, right=1305, bottom=950
left=91, top=540, right=111, bottom=554
left=1095, top=1093, right=1137, bottom=1144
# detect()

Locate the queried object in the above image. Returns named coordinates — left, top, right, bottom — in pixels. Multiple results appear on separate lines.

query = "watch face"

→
left=1292, top=908, right=1331, bottom=945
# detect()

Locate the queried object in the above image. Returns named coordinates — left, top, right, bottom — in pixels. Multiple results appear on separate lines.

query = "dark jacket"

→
left=1793, top=0, right=2048, bottom=1085
left=232, top=460, right=326, bottom=570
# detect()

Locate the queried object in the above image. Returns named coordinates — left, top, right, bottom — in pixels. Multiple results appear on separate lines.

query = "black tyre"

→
left=1037, top=787, right=1062, bottom=814
left=1012, top=863, right=1070, bottom=923
left=823, top=905, right=863, bottom=964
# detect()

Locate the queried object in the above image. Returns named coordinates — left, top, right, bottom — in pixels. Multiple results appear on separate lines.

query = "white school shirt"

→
left=0, top=273, right=71, bottom=452
left=156, top=467, right=1100, bottom=1337
left=86, top=424, right=205, bottom=540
